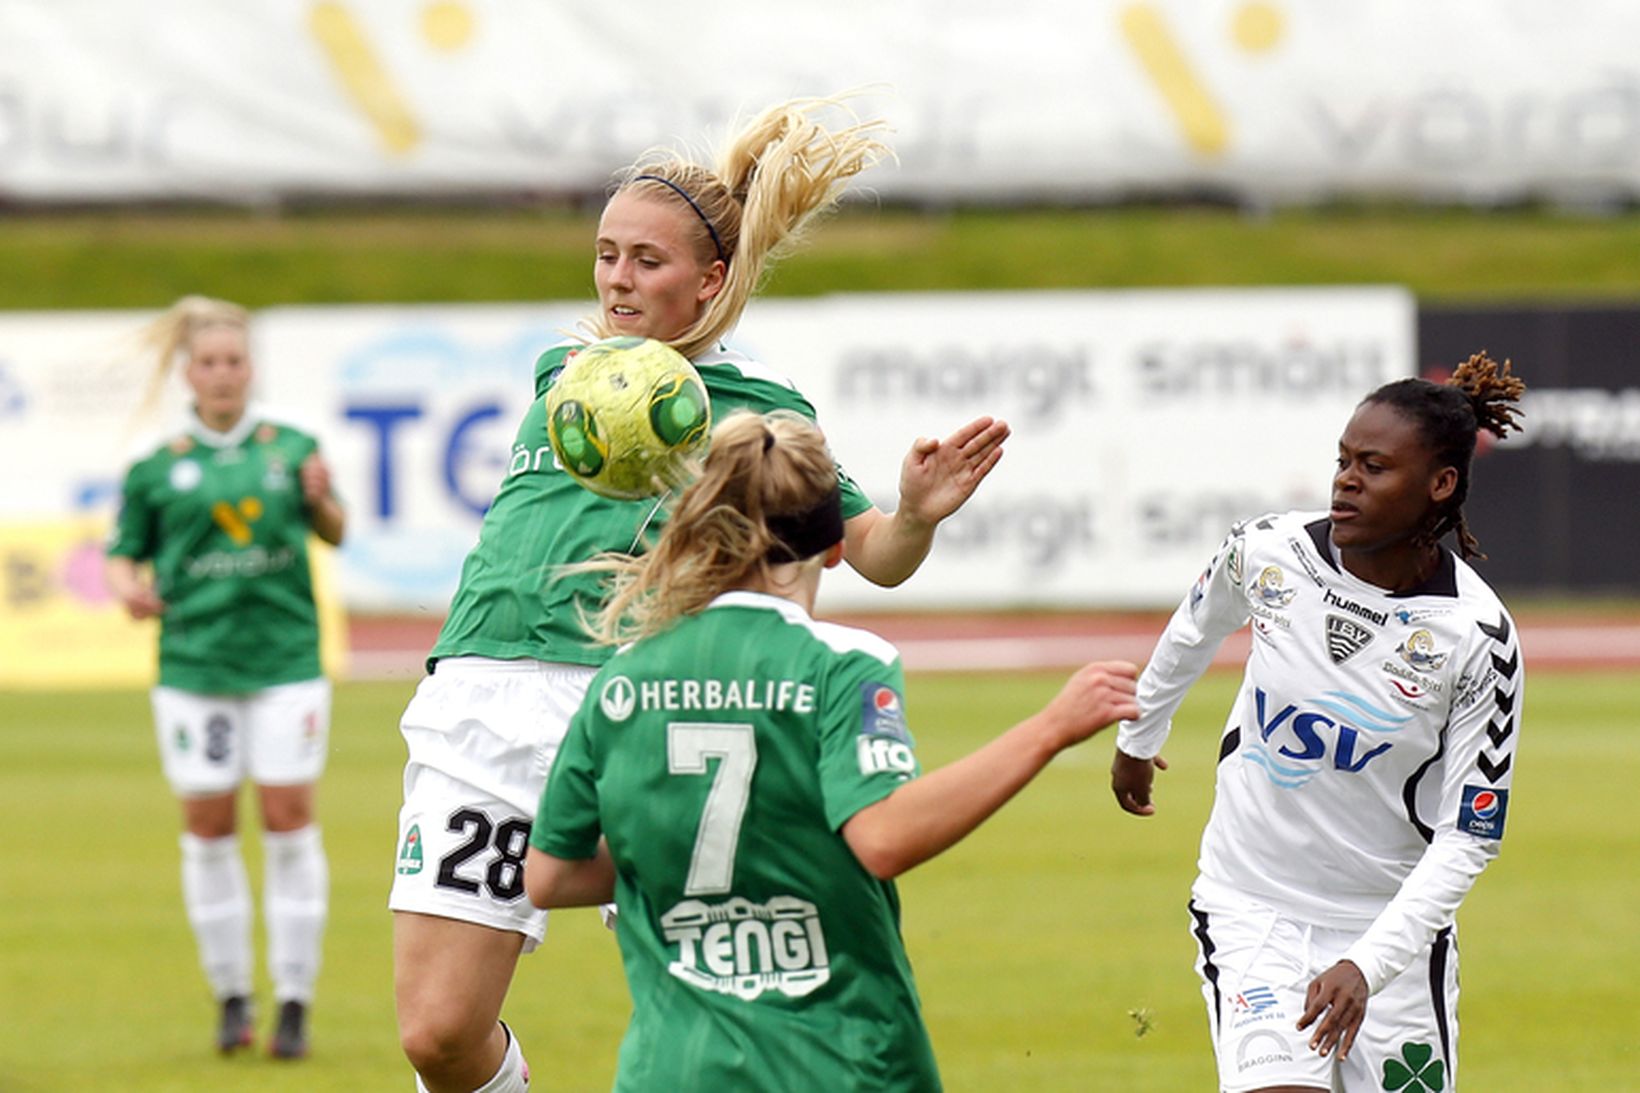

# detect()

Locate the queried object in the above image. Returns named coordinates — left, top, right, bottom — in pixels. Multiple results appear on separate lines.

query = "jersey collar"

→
left=707, top=589, right=813, bottom=622
left=187, top=402, right=261, bottom=449
left=1303, top=516, right=1458, bottom=599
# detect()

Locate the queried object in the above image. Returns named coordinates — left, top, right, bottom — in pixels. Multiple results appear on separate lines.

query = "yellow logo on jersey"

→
left=211, top=497, right=264, bottom=546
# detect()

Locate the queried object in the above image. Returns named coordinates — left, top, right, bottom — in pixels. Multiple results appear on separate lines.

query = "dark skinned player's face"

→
left=1329, top=400, right=1457, bottom=556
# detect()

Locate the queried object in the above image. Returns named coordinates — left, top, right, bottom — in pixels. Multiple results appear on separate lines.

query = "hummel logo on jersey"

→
left=1323, top=588, right=1388, bottom=626
left=1325, top=615, right=1374, bottom=663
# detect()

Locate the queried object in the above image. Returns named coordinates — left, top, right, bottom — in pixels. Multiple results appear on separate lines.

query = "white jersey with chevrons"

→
left=1117, top=510, right=1523, bottom=993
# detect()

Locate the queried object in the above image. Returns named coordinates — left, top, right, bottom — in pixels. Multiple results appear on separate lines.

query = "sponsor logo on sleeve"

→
left=1189, top=565, right=1211, bottom=611
left=857, top=681, right=915, bottom=776
left=860, top=682, right=909, bottom=742
left=1458, top=785, right=1509, bottom=838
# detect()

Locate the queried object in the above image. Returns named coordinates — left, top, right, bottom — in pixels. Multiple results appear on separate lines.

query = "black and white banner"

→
left=0, top=287, right=1415, bottom=611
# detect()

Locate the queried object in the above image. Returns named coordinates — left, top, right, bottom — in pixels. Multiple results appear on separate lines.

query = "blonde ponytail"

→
left=579, top=410, right=841, bottom=645
left=132, top=295, right=250, bottom=420
left=591, top=96, right=891, bottom=360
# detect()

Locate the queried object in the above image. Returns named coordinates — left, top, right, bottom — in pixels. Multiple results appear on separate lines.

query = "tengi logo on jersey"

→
left=600, top=676, right=636, bottom=722
left=1458, top=785, right=1509, bottom=839
left=661, top=894, right=830, bottom=1001
left=1325, top=614, right=1374, bottom=664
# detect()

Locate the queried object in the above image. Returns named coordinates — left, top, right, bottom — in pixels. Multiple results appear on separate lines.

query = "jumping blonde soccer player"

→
left=106, top=295, right=345, bottom=1059
left=389, top=97, right=1011, bottom=1093
left=1111, top=356, right=1527, bottom=1093
left=525, top=410, right=1139, bottom=1090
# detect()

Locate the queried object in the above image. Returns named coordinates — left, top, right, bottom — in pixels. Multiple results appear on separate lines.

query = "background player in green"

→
left=104, top=295, right=346, bottom=1059
left=524, top=410, right=1139, bottom=1091
left=390, top=96, right=1012, bottom=1093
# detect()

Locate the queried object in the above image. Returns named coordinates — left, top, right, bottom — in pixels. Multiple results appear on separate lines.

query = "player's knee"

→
left=397, top=1009, right=480, bottom=1077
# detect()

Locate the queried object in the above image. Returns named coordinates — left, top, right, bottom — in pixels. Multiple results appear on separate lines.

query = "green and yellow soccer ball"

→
left=545, top=336, right=712, bottom=500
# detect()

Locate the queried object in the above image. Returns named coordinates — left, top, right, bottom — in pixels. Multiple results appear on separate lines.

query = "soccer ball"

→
left=545, top=336, right=712, bottom=500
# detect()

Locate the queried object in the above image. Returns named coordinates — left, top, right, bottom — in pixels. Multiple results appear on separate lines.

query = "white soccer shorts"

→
left=1188, top=876, right=1460, bottom=1093
left=151, top=678, right=331, bottom=796
left=388, top=656, right=596, bottom=950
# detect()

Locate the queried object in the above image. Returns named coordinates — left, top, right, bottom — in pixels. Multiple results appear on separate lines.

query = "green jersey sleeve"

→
left=107, top=455, right=162, bottom=561
left=531, top=703, right=603, bottom=860
left=815, top=654, right=919, bottom=832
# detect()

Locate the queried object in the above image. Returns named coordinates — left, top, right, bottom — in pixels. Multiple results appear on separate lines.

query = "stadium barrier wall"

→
left=1, top=2, right=1635, bottom=206
left=0, top=287, right=1414, bottom=615
left=1420, top=304, right=1640, bottom=595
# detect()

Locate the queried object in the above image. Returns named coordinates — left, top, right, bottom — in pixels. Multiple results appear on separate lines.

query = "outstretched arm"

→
left=843, top=415, right=1009, bottom=586
left=843, top=660, right=1138, bottom=879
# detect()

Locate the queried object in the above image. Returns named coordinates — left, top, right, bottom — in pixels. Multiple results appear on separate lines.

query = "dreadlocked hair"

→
left=1363, top=351, right=1526, bottom=560
left=571, top=410, right=841, bottom=646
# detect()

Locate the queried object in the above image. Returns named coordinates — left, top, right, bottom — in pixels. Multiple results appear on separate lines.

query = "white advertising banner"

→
left=0, top=1, right=1633, bottom=205
left=0, top=288, right=1414, bottom=613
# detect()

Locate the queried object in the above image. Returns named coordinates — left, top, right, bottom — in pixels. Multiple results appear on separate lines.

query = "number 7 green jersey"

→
left=532, top=591, right=942, bottom=1091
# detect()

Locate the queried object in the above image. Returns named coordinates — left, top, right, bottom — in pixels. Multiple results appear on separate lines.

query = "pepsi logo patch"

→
left=1458, top=784, right=1509, bottom=839
left=859, top=681, right=909, bottom=742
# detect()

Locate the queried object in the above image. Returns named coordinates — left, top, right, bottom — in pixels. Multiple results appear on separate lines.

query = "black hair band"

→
left=765, top=484, right=844, bottom=563
left=633, top=174, right=728, bottom=265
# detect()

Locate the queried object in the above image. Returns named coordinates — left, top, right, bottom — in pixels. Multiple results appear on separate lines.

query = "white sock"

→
left=179, top=832, right=253, bottom=999
left=263, top=824, right=328, bottom=1004
left=413, top=1023, right=530, bottom=1093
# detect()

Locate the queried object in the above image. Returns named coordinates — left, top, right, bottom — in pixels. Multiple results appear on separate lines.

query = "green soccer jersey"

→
left=532, top=591, right=942, bottom=1092
left=108, top=408, right=327, bottom=693
left=431, top=343, right=874, bottom=669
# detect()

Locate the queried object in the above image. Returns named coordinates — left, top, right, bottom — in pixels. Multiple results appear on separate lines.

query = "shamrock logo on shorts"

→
left=1382, top=1041, right=1445, bottom=1091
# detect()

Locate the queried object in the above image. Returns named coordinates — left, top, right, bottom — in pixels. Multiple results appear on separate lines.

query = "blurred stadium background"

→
left=2, top=2, right=1638, bottom=1089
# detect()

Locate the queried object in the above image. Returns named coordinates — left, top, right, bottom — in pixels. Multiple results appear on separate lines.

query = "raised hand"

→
left=895, top=415, right=1010, bottom=527
left=1039, top=660, right=1141, bottom=751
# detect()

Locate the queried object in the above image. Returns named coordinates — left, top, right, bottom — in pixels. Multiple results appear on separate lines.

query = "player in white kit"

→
left=1111, top=355, right=1526, bottom=1092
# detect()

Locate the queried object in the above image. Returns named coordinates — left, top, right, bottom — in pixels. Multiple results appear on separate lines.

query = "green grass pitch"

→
left=2, top=668, right=1636, bottom=1090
